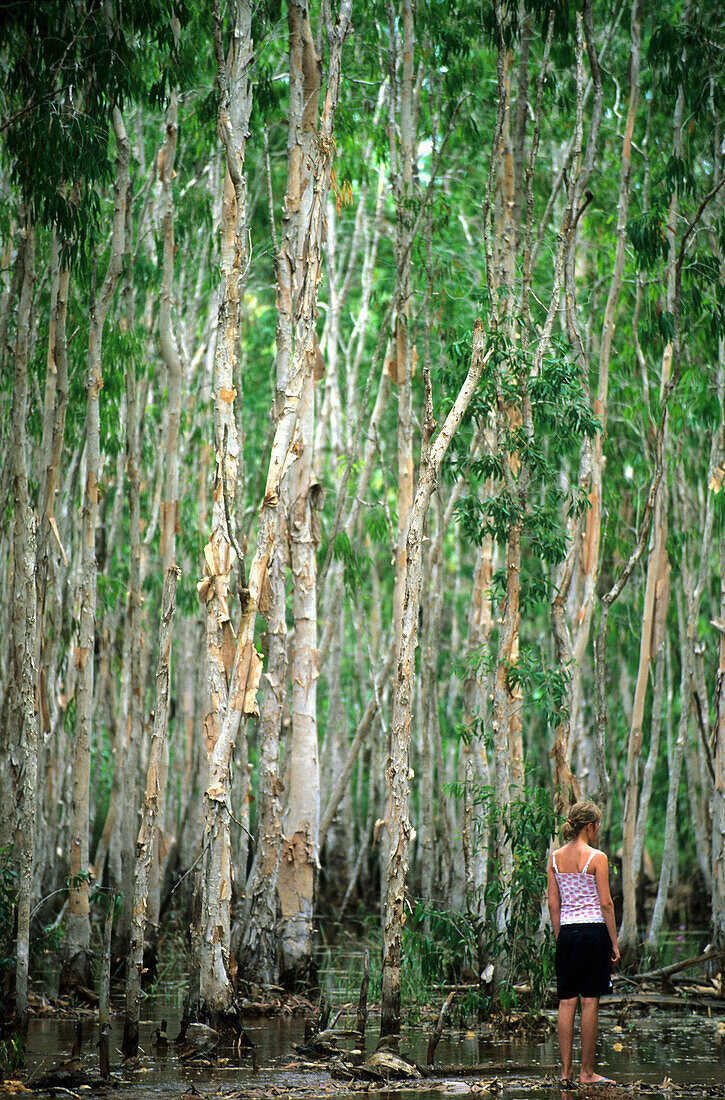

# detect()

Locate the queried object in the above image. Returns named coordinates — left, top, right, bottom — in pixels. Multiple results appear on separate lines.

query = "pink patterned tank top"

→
left=553, top=850, right=604, bottom=925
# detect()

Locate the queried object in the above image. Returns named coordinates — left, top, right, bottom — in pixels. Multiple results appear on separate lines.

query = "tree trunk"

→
left=279, top=370, right=320, bottom=980
left=237, top=515, right=286, bottom=985
left=381, top=320, right=487, bottom=1036
left=63, top=107, right=130, bottom=991
left=274, top=0, right=352, bottom=983
left=191, top=0, right=253, bottom=1020
left=123, top=77, right=183, bottom=1056
left=619, top=492, right=669, bottom=948
left=712, top=482, right=725, bottom=959
left=648, top=431, right=719, bottom=949
left=10, top=212, right=38, bottom=1035
left=113, top=311, right=143, bottom=953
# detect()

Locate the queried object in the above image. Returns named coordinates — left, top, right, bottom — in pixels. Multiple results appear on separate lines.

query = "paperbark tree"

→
left=481, top=2, right=575, bottom=950
left=189, top=0, right=253, bottom=1021
left=381, top=319, right=489, bottom=1036
left=123, top=67, right=184, bottom=1057
left=648, top=383, right=722, bottom=949
left=712, top=464, right=725, bottom=959
left=274, top=0, right=353, bottom=983
left=9, top=211, right=38, bottom=1035
left=236, top=513, right=286, bottom=984
left=62, top=107, right=130, bottom=991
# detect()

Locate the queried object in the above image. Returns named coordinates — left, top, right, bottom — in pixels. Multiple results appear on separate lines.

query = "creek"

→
left=7, top=1000, right=725, bottom=1100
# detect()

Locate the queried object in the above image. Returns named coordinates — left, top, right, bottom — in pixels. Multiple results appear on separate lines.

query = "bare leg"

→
left=557, top=997, right=577, bottom=1081
left=580, top=996, right=612, bottom=1083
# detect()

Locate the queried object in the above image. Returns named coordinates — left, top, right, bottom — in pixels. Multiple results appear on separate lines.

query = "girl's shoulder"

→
left=587, top=846, right=608, bottom=868
left=551, top=843, right=573, bottom=868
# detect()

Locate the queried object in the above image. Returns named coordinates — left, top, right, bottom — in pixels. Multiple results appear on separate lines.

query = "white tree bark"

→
left=189, top=0, right=254, bottom=1021
left=123, top=72, right=184, bottom=1055
left=274, top=0, right=353, bottom=983
left=10, top=213, right=38, bottom=1033
left=63, top=107, right=129, bottom=989
left=712, top=495, right=725, bottom=958
left=381, top=320, right=488, bottom=1036
left=237, top=513, right=286, bottom=984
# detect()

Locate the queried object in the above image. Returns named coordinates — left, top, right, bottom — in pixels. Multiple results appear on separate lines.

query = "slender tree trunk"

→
left=461, top=535, right=495, bottom=911
left=632, top=644, right=666, bottom=881
left=63, top=107, right=130, bottom=990
left=381, top=321, right=487, bottom=1036
left=274, top=0, right=352, bottom=983
left=567, top=1, right=627, bottom=752
left=712, top=487, right=725, bottom=959
left=190, top=0, right=253, bottom=1020
left=237, top=515, right=286, bottom=984
left=619, top=493, right=670, bottom=952
left=113, top=306, right=143, bottom=953
left=279, top=377, right=320, bottom=979
left=11, top=212, right=38, bottom=1036
left=648, top=434, right=719, bottom=948
left=123, top=76, right=184, bottom=1056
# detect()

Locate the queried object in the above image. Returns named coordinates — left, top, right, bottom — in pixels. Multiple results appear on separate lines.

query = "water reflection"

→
left=8, top=1001, right=725, bottom=1100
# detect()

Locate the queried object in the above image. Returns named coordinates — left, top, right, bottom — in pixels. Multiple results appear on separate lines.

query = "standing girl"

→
left=547, top=800, right=620, bottom=1086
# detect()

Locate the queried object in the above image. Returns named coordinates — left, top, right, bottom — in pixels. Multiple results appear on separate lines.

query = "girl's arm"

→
left=547, top=855, right=561, bottom=938
left=592, top=852, right=621, bottom=965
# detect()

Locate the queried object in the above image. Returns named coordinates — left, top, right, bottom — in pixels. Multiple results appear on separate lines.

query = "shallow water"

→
left=8, top=1001, right=725, bottom=1100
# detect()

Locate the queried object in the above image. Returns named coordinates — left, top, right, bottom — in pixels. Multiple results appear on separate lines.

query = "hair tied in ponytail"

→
left=561, top=800, right=601, bottom=842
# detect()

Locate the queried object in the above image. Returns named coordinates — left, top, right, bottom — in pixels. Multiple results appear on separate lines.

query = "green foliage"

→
left=321, top=529, right=370, bottom=598
left=479, top=784, right=558, bottom=1013
left=0, top=0, right=192, bottom=257
left=0, top=847, right=65, bottom=997
left=648, top=11, right=725, bottom=115
left=450, top=332, right=597, bottom=583
left=0, top=847, right=17, bottom=985
left=0, top=1035, right=23, bottom=1074
left=407, top=785, right=558, bottom=1016
left=405, top=901, right=483, bottom=1015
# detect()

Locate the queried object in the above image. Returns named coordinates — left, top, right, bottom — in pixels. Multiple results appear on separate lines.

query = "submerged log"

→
left=630, top=948, right=725, bottom=984
left=331, top=1048, right=425, bottom=1083
left=427, top=990, right=455, bottom=1066
left=606, top=992, right=725, bottom=1013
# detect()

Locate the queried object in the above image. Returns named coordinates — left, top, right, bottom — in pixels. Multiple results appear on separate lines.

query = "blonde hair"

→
left=562, top=800, right=601, bottom=842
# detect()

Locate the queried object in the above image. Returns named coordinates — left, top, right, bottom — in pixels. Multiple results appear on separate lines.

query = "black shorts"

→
left=556, top=922, right=612, bottom=1000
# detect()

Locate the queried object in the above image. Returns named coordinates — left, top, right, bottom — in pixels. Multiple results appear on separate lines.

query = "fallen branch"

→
left=631, top=948, right=725, bottom=984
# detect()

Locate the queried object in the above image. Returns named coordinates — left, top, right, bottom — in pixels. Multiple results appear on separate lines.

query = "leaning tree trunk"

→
left=381, top=321, right=488, bottom=1037
left=62, top=107, right=130, bottom=991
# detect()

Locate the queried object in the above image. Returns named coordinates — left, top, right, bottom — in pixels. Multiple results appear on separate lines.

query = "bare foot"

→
left=579, top=1074, right=615, bottom=1086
